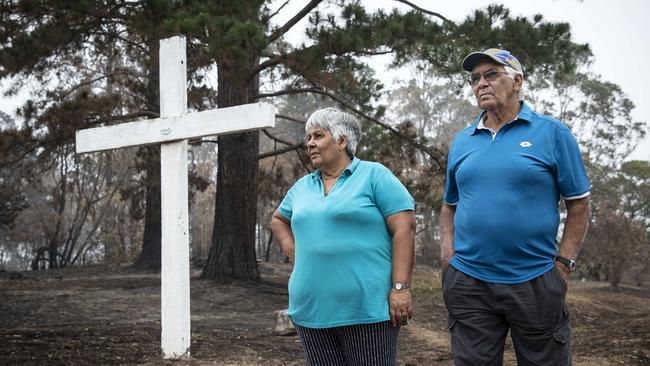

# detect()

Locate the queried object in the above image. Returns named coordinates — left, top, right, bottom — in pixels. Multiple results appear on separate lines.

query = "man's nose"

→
left=477, top=75, right=490, bottom=88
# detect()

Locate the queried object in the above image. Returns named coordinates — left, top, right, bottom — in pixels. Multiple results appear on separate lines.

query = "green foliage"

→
left=582, top=201, right=648, bottom=286
left=580, top=159, right=650, bottom=285
left=304, top=4, right=442, bottom=62
left=549, top=74, right=647, bottom=168
left=423, top=4, right=591, bottom=89
left=616, top=160, right=650, bottom=226
left=0, top=163, right=28, bottom=231
left=0, top=111, right=33, bottom=230
left=272, top=3, right=445, bottom=115
left=165, top=1, right=268, bottom=70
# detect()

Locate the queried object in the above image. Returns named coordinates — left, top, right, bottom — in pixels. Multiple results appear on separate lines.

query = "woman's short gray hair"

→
left=305, top=108, right=363, bottom=157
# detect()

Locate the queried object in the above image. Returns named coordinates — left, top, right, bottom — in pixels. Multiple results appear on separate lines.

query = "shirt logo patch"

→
left=520, top=141, right=532, bottom=147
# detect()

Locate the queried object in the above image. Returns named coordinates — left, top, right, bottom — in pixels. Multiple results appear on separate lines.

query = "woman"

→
left=271, top=107, right=416, bottom=366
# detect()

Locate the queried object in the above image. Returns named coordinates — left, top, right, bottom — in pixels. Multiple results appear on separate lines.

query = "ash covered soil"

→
left=1, top=263, right=648, bottom=365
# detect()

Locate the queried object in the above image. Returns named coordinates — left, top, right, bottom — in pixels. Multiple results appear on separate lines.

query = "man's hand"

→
left=441, top=260, right=449, bottom=273
left=555, top=263, right=570, bottom=288
left=389, top=289, right=413, bottom=327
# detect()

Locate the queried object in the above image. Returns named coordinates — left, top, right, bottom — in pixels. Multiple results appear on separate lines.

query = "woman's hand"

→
left=385, top=210, right=415, bottom=327
left=389, top=289, right=413, bottom=327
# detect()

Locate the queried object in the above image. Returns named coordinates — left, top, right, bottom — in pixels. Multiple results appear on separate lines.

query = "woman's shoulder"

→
left=354, top=158, right=383, bottom=171
left=280, top=172, right=315, bottom=194
left=354, top=159, right=397, bottom=179
left=294, top=172, right=317, bottom=186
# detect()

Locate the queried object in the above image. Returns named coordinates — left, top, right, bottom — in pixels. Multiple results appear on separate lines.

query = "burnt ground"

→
left=0, top=263, right=648, bottom=365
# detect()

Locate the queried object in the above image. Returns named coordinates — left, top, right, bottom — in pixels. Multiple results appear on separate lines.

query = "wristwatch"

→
left=554, top=255, right=577, bottom=272
left=392, top=282, right=410, bottom=291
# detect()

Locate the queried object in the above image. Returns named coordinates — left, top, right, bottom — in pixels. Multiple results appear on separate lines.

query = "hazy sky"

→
left=1, top=0, right=648, bottom=160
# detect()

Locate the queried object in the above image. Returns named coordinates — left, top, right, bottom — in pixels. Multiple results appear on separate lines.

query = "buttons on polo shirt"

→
left=520, top=141, right=532, bottom=147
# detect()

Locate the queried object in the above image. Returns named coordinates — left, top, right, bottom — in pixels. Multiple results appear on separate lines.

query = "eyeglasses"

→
left=467, top=70, right=508, bottom=86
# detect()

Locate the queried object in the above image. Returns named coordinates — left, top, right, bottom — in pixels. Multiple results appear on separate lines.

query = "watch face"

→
left=394, top=284, right=403, bottom=290
left=555, top=256, right=576, bottom=272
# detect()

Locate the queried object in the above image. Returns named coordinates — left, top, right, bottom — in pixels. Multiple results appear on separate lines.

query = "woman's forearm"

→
left=271, top=210, right=295, bottom=264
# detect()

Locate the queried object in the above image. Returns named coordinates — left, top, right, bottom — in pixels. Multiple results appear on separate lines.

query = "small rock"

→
left=273, top=309, right=296, bottom=336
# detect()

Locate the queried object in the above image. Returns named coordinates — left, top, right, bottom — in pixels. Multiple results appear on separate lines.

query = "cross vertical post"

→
left=159, top=36, right=190, bottom=359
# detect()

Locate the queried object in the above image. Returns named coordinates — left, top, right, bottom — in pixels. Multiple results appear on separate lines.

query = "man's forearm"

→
left=558, top=196, right=591, bottom=259
left=439, top=203, right=456, bottom=267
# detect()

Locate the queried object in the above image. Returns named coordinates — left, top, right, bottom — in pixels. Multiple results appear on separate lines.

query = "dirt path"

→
left=1, top=264, right=648, bottom=365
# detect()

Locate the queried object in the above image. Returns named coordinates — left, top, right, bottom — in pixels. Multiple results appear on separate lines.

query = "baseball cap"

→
left=462, top=48, right=524, bottom=73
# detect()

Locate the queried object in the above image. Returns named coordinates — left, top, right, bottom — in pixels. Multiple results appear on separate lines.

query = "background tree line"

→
left=0, top=1, right=647, bottom=287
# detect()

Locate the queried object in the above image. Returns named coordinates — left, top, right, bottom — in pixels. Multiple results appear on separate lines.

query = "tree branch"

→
left=267, top=0, right=323, bottom=44
left=257, top=88, right=446, bottom=172
left=248, top=55, right=285, bottom=80
left=262, top=128, right=299, bottom=147
left=58, top=75, right=111, bottom=101
left=250, top=46, right=394, bottom=79
left=267, top=0, right=291, bottom=22
left=276, top=113, right=306, bottom=124
left=295, top=147, right=312, bottom=174
left=58, top=69, right=145, bottom=101
left=394, top=0, right=449, bottom=22
left=0, top=139, right=45, bottom=169
left=257, top=88, right=315, bottom=99
left=0, top=110, right=159, bottom=169
left=258, top=142, right=304, bottom=160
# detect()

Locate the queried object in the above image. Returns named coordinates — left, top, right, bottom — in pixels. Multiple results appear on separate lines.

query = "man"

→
left=440, top=48, right=591, bottom=366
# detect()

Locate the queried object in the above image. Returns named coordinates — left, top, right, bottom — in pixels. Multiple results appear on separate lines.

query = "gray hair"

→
left=504, top=66, right=526, bottom=101
left=305, top=108, right=362, bottom=157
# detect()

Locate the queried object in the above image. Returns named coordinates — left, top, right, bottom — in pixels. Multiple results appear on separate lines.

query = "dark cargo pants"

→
left=442, top=265, right=571, bottom=366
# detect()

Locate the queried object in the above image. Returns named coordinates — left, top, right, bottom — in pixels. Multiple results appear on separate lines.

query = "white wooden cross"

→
left=75, top=36, right=275, bottom=359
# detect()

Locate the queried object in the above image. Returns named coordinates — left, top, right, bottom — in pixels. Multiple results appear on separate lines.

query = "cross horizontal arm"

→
left=76, top=103, right=275, bottom=153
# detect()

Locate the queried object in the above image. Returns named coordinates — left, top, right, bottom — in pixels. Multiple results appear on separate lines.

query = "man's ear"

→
left=513, top=74, right=524, bottom=92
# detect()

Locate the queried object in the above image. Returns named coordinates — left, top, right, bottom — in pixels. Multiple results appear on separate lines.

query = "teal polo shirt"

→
left=444, top=102, right=590, bottom=284
left=278, top=157, right=414, bottom=328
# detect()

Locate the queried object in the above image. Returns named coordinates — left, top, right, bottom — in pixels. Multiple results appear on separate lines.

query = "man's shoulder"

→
left=528, top=109, right=571, bottom=132
left=451, top=123, right=477, bottom=141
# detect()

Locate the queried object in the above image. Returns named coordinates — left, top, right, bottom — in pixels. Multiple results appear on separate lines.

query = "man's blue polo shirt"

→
left=443, top=102, right=590, bottom=284
left=278, top=157, right=414, bottom=328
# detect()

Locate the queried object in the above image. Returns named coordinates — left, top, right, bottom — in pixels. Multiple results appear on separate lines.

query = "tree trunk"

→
left=201, top=5, right=262, bottom=281
left=133, top=40, right=162, bottom=270
left=201, top=131, right=261, bottom=281
left=48, top=152, right=68, bottom=269
left=133, top=146, right=162, bottom=270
